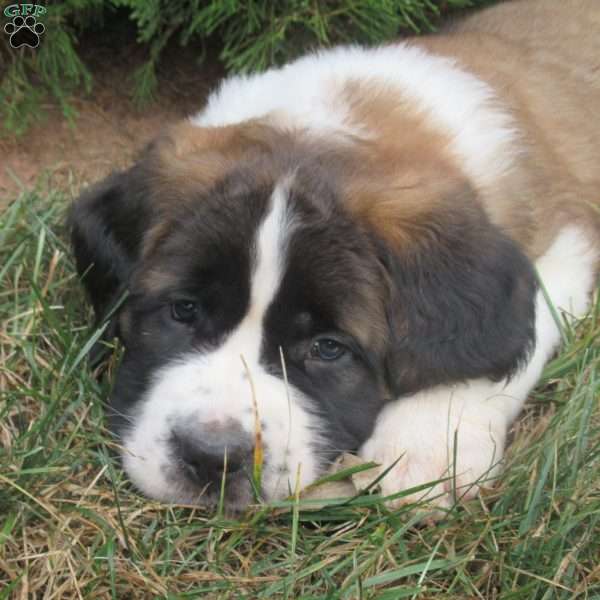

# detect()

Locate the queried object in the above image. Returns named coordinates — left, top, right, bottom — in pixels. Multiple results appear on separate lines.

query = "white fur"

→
left=122, top=178, right=320, bottom=504
left=359, top=226, right=598, bottom=510
left=193, top=44, right=517, bottom=188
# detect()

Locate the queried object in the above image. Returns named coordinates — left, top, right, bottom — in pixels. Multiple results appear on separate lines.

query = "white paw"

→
left=359, top=385, right=509, bottom=515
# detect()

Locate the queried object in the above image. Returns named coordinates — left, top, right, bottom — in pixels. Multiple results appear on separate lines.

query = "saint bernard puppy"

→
left=71, top=0, right=600, bottom=511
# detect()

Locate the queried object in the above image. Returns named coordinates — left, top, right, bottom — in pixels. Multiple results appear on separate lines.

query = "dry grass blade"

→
left=240, top=354, right=264, bottom=494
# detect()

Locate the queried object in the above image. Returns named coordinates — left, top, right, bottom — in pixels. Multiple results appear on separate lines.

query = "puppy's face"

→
left=71, top=122, right=536, bottom=507
left=113, top=165, right=389, bottom=507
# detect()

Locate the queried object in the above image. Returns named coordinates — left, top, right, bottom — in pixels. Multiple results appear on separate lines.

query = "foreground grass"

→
left=1, top=186, right=599, bottom=599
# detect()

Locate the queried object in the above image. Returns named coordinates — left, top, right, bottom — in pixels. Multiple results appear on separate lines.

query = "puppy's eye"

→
left=310, top=338, right=346, bottom=361
left=170, top=300, right=198, bottom=323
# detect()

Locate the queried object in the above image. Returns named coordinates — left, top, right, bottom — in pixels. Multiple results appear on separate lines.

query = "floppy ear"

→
left=69, top=166, right=152, bottom=325
left=377, top=184, right=537, bottom=396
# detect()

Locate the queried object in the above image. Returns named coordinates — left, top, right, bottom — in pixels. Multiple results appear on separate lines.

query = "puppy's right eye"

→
left=170, top=300, right=198, bottom=323
left=309, top=338, right=347, bottom=361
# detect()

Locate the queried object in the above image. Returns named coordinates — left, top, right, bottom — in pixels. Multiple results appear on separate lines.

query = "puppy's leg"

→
left=359, top=226, right=598, bottom=511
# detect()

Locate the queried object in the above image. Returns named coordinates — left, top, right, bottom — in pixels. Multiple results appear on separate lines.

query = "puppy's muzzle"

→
left=171, top=420, right=253, bottom=488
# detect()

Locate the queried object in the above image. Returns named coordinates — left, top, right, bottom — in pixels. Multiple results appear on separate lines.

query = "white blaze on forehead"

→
left=248, top=177, right=291, bottom=323
left=213, top=175, right=292, bottom=365
left=121, top=175, right=321, bottom=505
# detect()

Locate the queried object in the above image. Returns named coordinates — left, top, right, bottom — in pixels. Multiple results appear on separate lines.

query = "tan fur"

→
left=150, top=120, right=285, bottom=202
left=329, top=0, right=600, bottom=262
left=338, top=81, right=482, bottom=249
left=417, top=0, right=600, bottom=258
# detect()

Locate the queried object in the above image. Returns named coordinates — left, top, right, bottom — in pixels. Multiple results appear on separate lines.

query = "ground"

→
left=0, top=36, right=223, bottom=207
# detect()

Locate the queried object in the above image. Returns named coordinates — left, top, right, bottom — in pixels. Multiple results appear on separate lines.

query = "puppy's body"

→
left=71, top=0, right=600, bottom=510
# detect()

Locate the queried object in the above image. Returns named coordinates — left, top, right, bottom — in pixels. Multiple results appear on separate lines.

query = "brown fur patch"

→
left=141, top=219, right=174, bottom=261
left=337, top=80, right=474, bottom=250
left=147, top=120, right=289, bottom=205
left=137, top=265, right=180, bottom=296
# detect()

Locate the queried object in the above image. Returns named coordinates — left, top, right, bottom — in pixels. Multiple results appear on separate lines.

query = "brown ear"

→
left=344, top=166, right=538, bottom=396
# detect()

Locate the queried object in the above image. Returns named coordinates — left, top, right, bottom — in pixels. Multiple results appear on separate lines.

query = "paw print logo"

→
left=4, top=15, right=45, bottom=49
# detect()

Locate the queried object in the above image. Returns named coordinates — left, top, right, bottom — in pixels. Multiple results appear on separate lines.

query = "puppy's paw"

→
left=359, top=387, right=508, bottom=517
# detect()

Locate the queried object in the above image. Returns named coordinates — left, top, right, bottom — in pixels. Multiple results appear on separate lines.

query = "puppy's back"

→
left=447, top=0, right=600, bottom=88
left=416, top=0, right=600, bottom=256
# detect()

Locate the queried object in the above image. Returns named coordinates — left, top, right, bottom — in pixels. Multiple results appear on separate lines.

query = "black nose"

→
left=172, top=424, right=253, bottom=487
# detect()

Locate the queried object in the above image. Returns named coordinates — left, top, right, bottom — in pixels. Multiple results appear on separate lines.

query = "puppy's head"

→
left=71, top=119, right=536, bottom=508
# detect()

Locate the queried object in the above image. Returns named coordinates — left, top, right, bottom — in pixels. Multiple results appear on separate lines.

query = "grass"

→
left=1, top=182, right=599, bottom=599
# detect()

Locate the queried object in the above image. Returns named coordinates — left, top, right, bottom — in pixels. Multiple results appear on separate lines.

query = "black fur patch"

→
left=70, top=165, right=153, bottom=321
left=381, top=202, right=537, bottom=396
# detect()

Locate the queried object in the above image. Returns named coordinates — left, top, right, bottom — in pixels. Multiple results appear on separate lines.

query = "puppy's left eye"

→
left=170, top=300, right=198, bottom=323
left=310, top=338, right=346, bottom=361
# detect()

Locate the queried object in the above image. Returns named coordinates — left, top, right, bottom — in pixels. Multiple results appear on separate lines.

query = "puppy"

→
left=71, top=0, right=600, bottom=510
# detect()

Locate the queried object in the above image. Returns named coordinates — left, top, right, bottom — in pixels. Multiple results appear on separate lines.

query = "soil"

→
left=0, top=30, right=225, bottom=207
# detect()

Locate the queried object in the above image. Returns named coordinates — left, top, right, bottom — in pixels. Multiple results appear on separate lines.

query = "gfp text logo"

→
left=4, top=4, right=46, bottom=48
